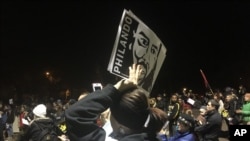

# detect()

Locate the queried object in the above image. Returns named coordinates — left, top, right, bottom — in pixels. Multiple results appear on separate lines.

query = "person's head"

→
left=20, top=104, right=27, bottom=113
left=225, top=94, right=233, bottom=102
left=110, top=87, right=166, bottom=137
left=177, top=113, right=195, bottom=133
left=170, top=94, right=178, bottom=103
left=178, top=96, right=184, bottom=104
left=156, top=94, right=162, bottom=101
left=212, top=95, right=221, bottom=106
left=213, top=93, right=219, bottom=100
left=32, top=104, right=47, bottom=118
left=149, top=98, right=156, bottom=108
left=231, top=93, right=238, bottom=100
left=131, top=24, right=162, bottom=88
left=207, top=99, right=219, bottom=112
left=143, top=107, right=168, bottom=137
left=244, top=93, right=250, bottom=102
left=199, top=106, right=207, bottom=116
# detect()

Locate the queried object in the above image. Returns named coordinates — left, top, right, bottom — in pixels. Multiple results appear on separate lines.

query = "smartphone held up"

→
left=92, top=83, right=103, bottom=91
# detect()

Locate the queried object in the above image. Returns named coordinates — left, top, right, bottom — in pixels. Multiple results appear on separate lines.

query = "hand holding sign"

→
left=127, top=64, right=143, bottom=85
left=114, top=64, right=142, bottom=92
left=108, top=9, right=167, bottom=93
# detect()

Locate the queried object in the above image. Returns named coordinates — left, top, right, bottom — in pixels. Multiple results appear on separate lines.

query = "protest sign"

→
left=107, top=9, right=167, bottom=93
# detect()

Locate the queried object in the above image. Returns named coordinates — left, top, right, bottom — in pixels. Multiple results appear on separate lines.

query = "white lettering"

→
left=114, top=66, right=120, bottom=74
left=113, top=15, right=133, bottom=74
left=241, top=129, right=247, bottom=135
left=234, top=129, right=247, bottom=136
left=124, top=16, right=132, bottom=25
left=234, top=129, right=241, bottom=136
left=115, top=58, right=123, bottom=67
left=114, top=57, right=123, bottom=74
left=120, top=40, right=127, bottom=48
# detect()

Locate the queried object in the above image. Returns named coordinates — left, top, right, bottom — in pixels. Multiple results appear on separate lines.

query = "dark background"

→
left=1, top=1, right=250, bottom=99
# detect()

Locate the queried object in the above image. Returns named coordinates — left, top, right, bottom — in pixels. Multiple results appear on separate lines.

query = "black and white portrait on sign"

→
left=108, top=9, right=167, bottom=93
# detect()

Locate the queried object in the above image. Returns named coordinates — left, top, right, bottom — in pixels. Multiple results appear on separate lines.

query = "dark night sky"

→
left=1, top=1, right=250, bottom=95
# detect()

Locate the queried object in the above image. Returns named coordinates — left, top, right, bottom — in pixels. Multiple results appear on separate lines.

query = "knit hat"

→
left=178, top=113, right=195, bottom=128
left=33, top=104, right=47, bottom=118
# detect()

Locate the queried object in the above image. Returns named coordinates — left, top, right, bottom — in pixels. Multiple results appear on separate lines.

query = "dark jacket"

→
left=224, top=98, right=239, bottom=118
left=224, top=98, right=241, bottom=124
left=17, top=117, right=62, bottom=141
left=65, top=84, right=159, bottom=141
left=6, top=109, right=15, bottom=124
left=194, top=109, right=222, bottom=141
left=168, top=102, right=181, bottom=123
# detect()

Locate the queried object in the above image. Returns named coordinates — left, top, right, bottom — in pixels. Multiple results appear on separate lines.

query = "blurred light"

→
left=46, top=72, right=50, bottom=76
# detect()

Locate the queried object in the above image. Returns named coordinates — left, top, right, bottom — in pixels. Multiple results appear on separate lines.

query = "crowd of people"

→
left=0, top=64, right=249, bottom=141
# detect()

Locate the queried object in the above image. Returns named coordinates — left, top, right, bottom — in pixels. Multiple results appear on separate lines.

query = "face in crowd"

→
left=199, top=108, right=207, bottom=116
left=225, top=95, right=233, bottom=102
left=171, top=94, right=178, bottom=103
left=206, top=99, right=219, bottom=112
left=132, top=23, right=162, bottom=85
left=244, top=93, right=250, bottom=102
